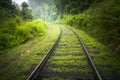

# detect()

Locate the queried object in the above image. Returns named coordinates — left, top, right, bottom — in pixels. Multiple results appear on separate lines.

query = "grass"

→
left=0, top=33, right=47, bottom=69
left=47, top=67, right=92, bottom=73
left=56, top=47, right=82, bottom=51
left=2, top=24, right=119, bottom=80
left=42, top=77, right=75, bottom=80
left=0, top=25, right=61, bottom=80
left=50, top=55, right=86, bottom=60
left=49, top=60, right=88, bottom=66
left=45, top=26, right=90, bottom=75
left=70, top=26, right=120, bottom=75
left=53, top=50, right=81, bottom=55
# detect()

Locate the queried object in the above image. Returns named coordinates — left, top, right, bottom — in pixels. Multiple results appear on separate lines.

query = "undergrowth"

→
left=0, top=25, right=60, bottom=80
left=71, top=26, right=120, bottom=75
left=57, top=0, right=120, bottom=54
left=0, top=17, right=47, bottom=49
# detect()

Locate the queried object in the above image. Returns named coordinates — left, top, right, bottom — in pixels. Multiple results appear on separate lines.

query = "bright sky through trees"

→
left=12, top=0, right=28, bottom=5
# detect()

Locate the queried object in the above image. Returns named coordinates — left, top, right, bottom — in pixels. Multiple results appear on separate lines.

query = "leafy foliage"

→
left=21, top=2, right=33, bottom=20
left=0, top=1, right=41, bottom=50
left=0, top=18, right=47, bottom=49
left=58, top=0, right=120, bottom=54
left=0, top=3, right=21, bottom=21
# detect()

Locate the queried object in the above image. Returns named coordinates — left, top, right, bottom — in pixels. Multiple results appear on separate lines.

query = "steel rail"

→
left=26, top=27, right=62, bottom=80
left=69, top=27, right=102, bottom=80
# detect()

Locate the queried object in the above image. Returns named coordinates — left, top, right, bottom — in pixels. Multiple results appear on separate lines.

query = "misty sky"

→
left=12, top=0, right=28, bottom=5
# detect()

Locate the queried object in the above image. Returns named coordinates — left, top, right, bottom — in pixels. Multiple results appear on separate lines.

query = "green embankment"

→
left=0, top=17, right=47, bottom=49
left=0, top=25, right=60, bottom=80
left=74, top=27, right=120, bottom=75
left=57, top=0, right=120, bottom=54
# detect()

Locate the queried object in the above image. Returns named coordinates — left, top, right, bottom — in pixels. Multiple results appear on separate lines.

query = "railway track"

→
left=27, top=26, right=102, bottom=80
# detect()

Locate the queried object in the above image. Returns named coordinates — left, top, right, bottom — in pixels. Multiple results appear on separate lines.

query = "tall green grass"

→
left=0, top=17, right=47, bottom=49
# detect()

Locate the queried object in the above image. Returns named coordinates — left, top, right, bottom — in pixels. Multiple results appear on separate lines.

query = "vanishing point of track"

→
left=27, top=26, right=102, bottom=80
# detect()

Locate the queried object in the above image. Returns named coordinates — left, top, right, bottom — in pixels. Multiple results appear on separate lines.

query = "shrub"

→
left=0, top=18, right=47, bottom=50
left=57, top=0, right=120, bottom=54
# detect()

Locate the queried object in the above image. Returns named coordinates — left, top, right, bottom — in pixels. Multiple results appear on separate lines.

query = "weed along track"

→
left=27, top=26, right=102, bottom=80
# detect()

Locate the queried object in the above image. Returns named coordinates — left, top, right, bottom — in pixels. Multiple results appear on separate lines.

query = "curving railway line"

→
left=27, top=26, right=102, bottom=80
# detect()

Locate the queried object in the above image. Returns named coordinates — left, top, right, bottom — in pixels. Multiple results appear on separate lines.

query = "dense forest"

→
left=29, top=0, right=120, bottom=54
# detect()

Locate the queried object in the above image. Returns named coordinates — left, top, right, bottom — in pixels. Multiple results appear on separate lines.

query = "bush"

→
left=0, top=18, right=47, bottom=50
left=58, top=0, right=120, bottom=54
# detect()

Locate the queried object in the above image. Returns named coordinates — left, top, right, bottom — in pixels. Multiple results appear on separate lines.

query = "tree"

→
left=0, top=0, right=21, bottom=20
left=0, top=0, right=13, bottom=9
left=21, top=2, right=33, bottom=20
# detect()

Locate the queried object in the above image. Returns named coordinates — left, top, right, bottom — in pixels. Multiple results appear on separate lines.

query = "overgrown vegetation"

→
left=0, top=18, right=47, bottom=49
left=73, top=27, right=120, bottom=75
left=0, top=1, right=47, bottom=49
left=44, top=26, right=92, bottom=78
left=48, top=67, right=92, bottom=73
left=0, top=0, right=120, bottom=79
left=57, top=0, right=120, bottom=54
left=0, top=25, right=60, bottom=80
